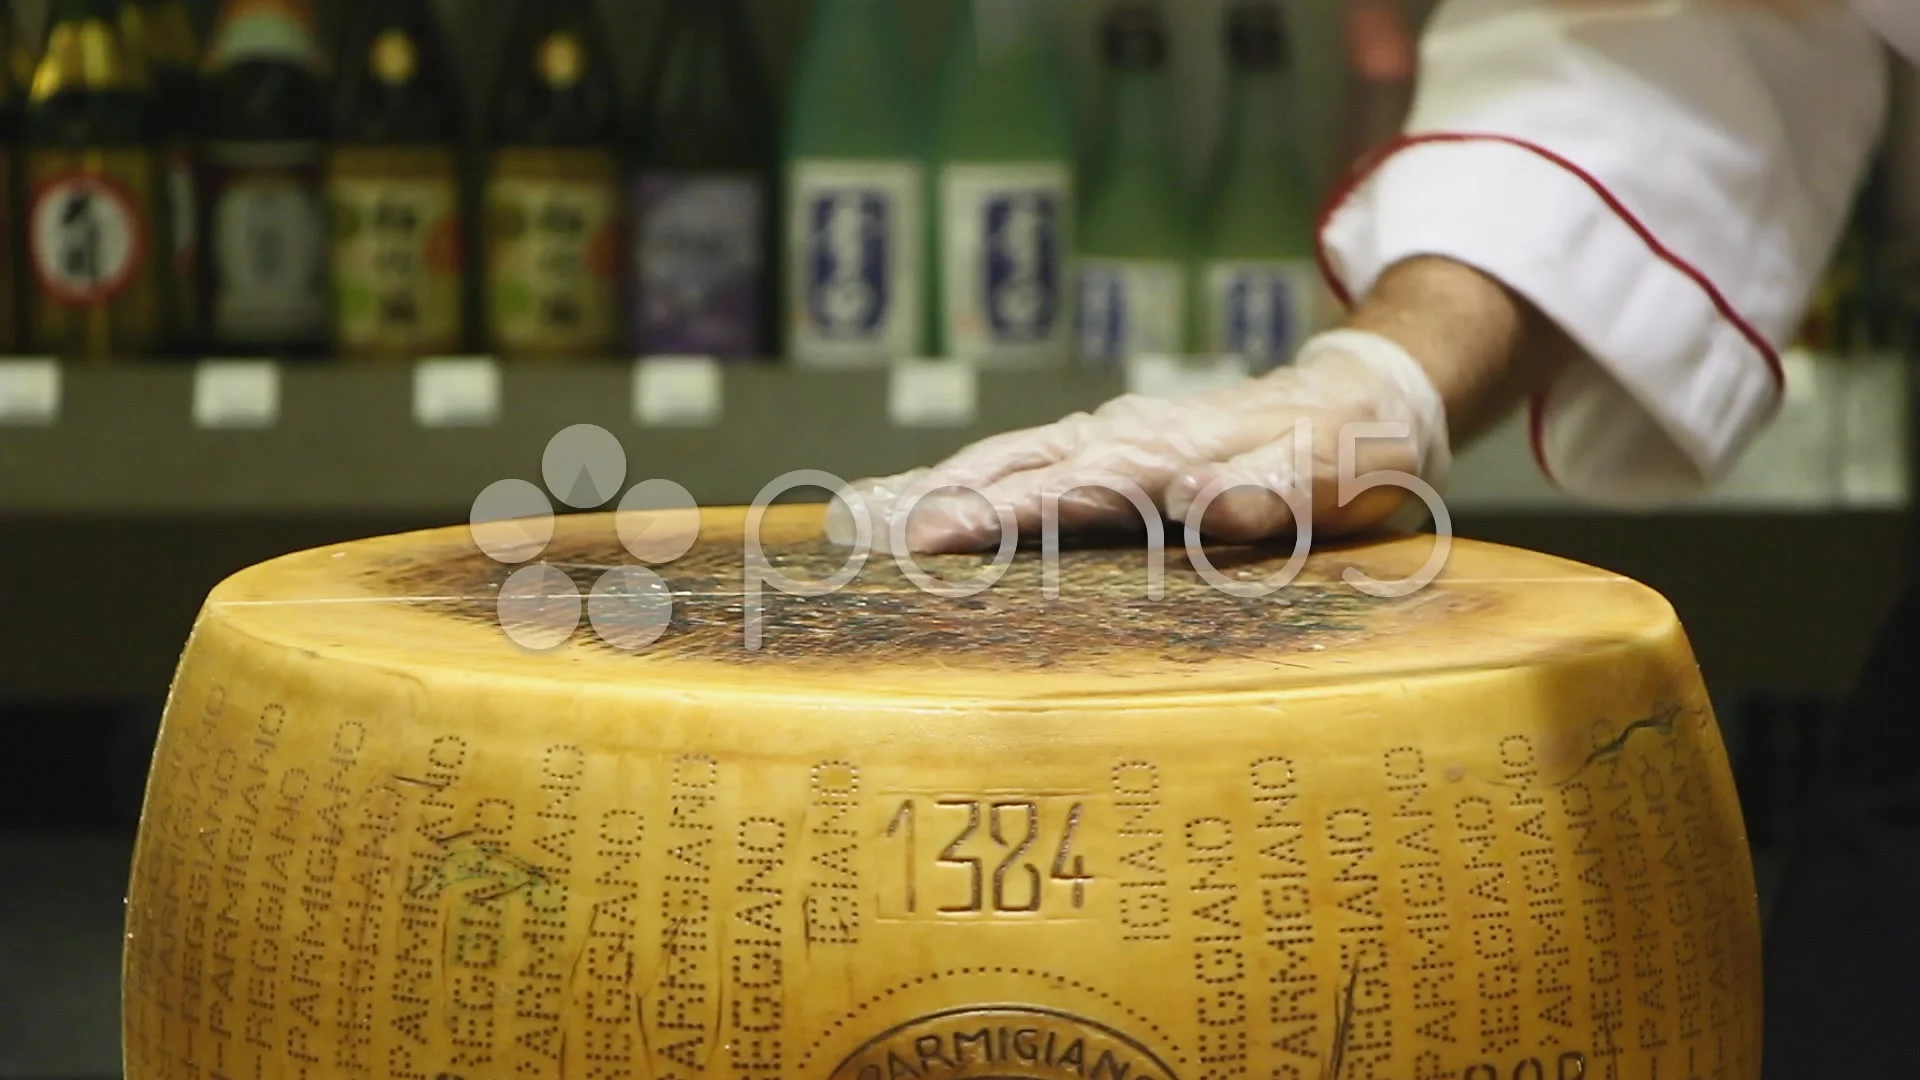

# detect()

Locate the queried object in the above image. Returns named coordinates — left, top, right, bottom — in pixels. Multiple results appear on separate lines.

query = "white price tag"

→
left=888, top=358, right=977, bottom=428
left=1839, top=353, right=1910, bottom=508
left=0, top=358, right=60, bottom=426
left=413, top=357, right=501, bottom=428
left=1780, top=348, right=1823, bottom=408
left=634, top=356, right=723, bottom=427
left=192, top=360, right=280, bottom=429
left=1125, top=353, right=1250, bottom=401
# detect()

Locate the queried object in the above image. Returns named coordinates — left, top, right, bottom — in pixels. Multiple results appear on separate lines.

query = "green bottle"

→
left=484, top=0, right=622, bottom=360
left=120, top=0, right=201, bottom=354
left=329, top=0, right=467, bottom=358
left=25, top=0, right=165, bottom=360
left=1075, top=0, right=1191, bottom=367
left=198, top=0, right=332, bottom=357
left=931, top=0, right=1074, bottom=367
left=1198, top=0, right=1324, bottom=372
left=785, top=0, right=925, bottom=367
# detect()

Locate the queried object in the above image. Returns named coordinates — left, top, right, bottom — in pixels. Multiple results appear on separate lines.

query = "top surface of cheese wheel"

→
left=206, top=503, right=1672, bottom=703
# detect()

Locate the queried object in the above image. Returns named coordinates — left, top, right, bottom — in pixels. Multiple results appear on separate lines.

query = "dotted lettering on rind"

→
left=512, top=745, right=580, bottom=1075
left=1503, top=735, right=1576, bottom=1051
left=1327, top=803, right=1393, bottom=1077
left=1251, top=755, right=1317, bottom=1079
left=388, top=735, right=467, bottom=1080
left=651, top=754, right=719, bottom=1080
left=339, top=739, right=398, bottom=1080
left=1114, top=761, right=1170, bottom=944
left=298, top=725, right=345, bottom=1075
left=583, top=806, right=643, bottom=1080
left=1385, top=747, right=1460, bottom=1055
left=732, top=815, right=789, bottom=1075
left=805, top=761, right=861, bottom=945
left=1601, top=724, right=1671, bottom=1066
left=1563, top=761, right=1622, bottom=1080
left=1455, top=789, right=1520, bottom=1059
left=1185, top=816, right=1249, bottom=1079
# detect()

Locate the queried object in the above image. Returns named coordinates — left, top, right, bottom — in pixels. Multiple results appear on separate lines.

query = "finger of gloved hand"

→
left=826, top=471, right=1016, bottom=556
left=978, top=438, right=1201, bottom=537
left=1164, top=433, right=1314, bottom=543
left=1166, top=415, right=1427, bottom=541
left=896, top=487, right=1017, bottom=554
left=907, top=410, right=1108, bottom=493
left=825, top=471, right=921, bottom=549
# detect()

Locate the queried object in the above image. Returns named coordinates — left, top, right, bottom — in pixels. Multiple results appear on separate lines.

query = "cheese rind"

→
left=121, top=505, right=1761, bottom=1080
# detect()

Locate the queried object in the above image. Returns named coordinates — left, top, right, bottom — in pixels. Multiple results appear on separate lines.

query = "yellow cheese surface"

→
left=122, top=505, right=1761, bottom=1080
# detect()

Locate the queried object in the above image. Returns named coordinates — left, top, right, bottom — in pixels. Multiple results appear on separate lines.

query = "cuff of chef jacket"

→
left=1317, top=135, right=1786, bottom=507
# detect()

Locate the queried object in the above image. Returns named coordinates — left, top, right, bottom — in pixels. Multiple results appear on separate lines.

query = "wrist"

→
left=1339, top=255, right=1576, bottom=445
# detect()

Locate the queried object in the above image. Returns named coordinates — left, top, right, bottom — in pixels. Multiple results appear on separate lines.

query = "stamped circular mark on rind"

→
left=828, top=1005, right=1182, bottom=1080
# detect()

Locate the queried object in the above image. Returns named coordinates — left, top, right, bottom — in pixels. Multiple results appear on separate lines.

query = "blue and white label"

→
left=789, top=159, right=923, bottom=367
left=941, top=163, right=1071, bottom=366
left=1075, top=259, right=1185, bottom=367
left=1204, top=260, right=1325, bottom=372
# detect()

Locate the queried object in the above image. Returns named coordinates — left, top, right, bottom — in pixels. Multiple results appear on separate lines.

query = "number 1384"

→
left=883, top=797, right=1094, bottom=916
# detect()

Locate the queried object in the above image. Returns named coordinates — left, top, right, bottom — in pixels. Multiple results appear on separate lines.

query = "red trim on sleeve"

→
left=1527, top=395, right=1555, bottom=487
left=1312, top=131, right=1786, bottom=488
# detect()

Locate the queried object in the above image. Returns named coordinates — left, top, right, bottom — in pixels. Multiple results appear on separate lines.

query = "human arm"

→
left=832, top=0, right=1893, bottom=553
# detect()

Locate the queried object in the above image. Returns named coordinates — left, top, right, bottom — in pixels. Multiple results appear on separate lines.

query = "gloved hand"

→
left=828, top=328, right=1453, bottom=556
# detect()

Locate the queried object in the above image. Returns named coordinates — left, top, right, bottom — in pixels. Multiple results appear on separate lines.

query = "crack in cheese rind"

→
left=121, top=504, right=1762, bottom=1080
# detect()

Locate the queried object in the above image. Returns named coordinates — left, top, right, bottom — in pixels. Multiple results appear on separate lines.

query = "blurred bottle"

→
left=25, top=0, right=164, bottom=359
left=329, top=0, right=465, bottom=359
left=1075, top=0, right=1191, bottom=367
left=4, top=2, right=27, bottom=92
left=120, top=0, right=200, bottom=354
left=1338, top=0, right=1417, bottom=173
left=1199, top=0, right=1324, bottom=373
left=629, top=0, right=776, bottom=361
left=1796, top=237, right=1860, bottom=354
left=0, top=0, right=21, bottom=353
left=485, top=0, right=621, bottom=360
left=932, top=0, right=1074, bottom=367
left=785, top=0, right=926, bottom=367
left=199, top=0, right=331, bottom=357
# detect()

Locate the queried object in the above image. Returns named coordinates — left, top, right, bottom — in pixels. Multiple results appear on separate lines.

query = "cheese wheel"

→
left=121, top=504, right=1761, bottom=1080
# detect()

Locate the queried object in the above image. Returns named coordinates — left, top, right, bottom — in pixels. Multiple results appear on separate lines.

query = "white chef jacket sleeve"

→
left=1316, top=0, right=1891, bottom=505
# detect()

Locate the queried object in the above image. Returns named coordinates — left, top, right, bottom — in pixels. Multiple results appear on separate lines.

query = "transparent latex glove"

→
left=827, top=329, right=1453, bottom=556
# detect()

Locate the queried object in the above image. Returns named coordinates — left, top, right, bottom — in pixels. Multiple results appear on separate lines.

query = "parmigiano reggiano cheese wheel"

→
left=122, top=504, right=1762, bottom=1080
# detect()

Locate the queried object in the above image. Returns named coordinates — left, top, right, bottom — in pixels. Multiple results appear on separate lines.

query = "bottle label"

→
left=1203, top=259, right=1324, bottom=371
left=0, top=148, right=16, bottom=351
left=788, top=159, right=923, bottom=366
left=28, top=169, right=151, bottom=306
left=486, top=150, right=620, bottom=356
left=633, top=171, right=765, bottom=358
left=206, top=1, right=320, bottom=69
left=205, top=141, right=330, bottom=346
left=1075, top=259, right=1185, bottom=365
left=25, top=149, right=162, bottom=357
left=168, top=145, right=199, bottom=338
left=169, top=148, right=196, bottom=273
left=330, top=147, right=464, bottom=354
left=941, top=163, right=1071, bottom=365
